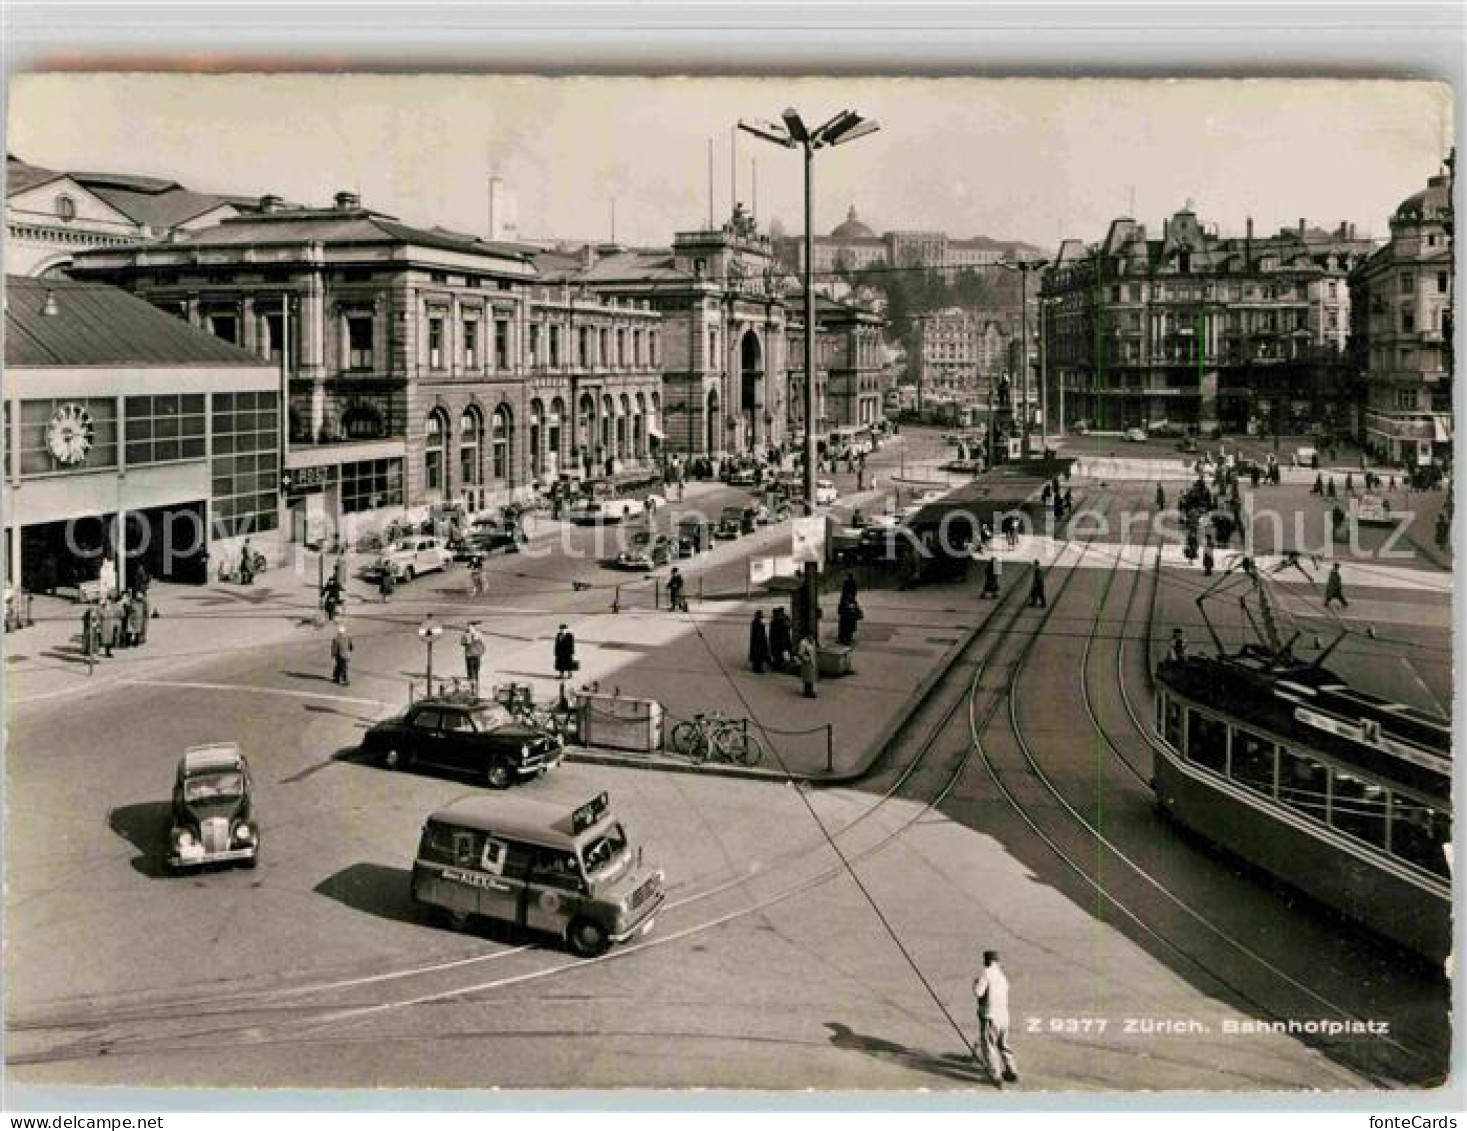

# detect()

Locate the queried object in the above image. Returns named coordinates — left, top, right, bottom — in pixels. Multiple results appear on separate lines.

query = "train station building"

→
left=3, top=276, right=280, bottom=593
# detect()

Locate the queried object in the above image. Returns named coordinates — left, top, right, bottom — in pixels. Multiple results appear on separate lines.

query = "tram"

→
left=1152, top=557, right=1451, bottom=965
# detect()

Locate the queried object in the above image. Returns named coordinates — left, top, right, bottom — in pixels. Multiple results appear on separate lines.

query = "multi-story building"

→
left=3, top=276, right=281, bottom=592
left=1350, top=171, right=1454, bottom=468
left=775, top=205, right=1043, bottom=286
left=1042, top=205, right=1377, bottom=435
left=541, top=207, right=789, bottom=459
left=913, top=309, right=1018, bottom=412
left=782, top=294, right=885, bottom=438
left=70, top=192, right=661, bottom=543
left=6, top=155, right=261, bottom=278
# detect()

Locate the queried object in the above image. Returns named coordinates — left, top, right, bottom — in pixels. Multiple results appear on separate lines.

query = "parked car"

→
left=1177, top=436, right=1199, bottom=453
left=168, top=744, right=259, bottom=873
left=1124, top=427, right=1147, bottom=443
left=369, top=536, right=455, bottom=581
left=715, top=505, right=757, bottom=539
left=616, top=532, right=677, bottom=570
left=567, top=497, right=646, bottom=525
left=676, top=517, right=713, bottom=555
left=815, top=479, right=839, bottom=506
left=363, top=697, right=564, bottom=789
left=455, top=519, right=521, bottom=559
left=723, top=465, right=762, bottom=487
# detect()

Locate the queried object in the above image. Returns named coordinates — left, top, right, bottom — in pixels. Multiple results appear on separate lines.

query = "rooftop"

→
left=5, top=276, right=270, bottom=368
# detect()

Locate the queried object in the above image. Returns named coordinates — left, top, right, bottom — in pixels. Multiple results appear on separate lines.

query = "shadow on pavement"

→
left=314, top=862, right=426, bottom=927
left=108, top=800, right=172, bottom=878
left=823, top=1022, right=989, bottom=1086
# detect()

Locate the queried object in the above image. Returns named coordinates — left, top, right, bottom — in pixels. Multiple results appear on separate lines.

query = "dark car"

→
left=676, top=518, right=712, bottom=555
left=456, top=519, right=521, bottom=558
left=363, top=698, right=564, bottom=789
left=168, top=744, right=259, bottom=872
left=615, top=531, right=677, bottom=570
left=715, top=505, right=756, bottom=539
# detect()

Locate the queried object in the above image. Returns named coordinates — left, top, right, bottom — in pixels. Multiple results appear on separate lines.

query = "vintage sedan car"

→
left=1123, top=427, right=1148, bottom=443
left=455, top=519, right=521, bottom=559
left=369, top=536, right=455, bottom=581
left=615, top=532, right=677, bottom=570
left=814, top=479, right=839, bottom=506
left=363, top=697, right=564, bottom=789
left=168, top=744, right=259, bottom=872
left=567, top=497, right=646, bottom=525
left=754, top=496, right=792, bottom=525
left=723, top=464, right=762, bottom=487
left=715, top=505, right=757, bottom=539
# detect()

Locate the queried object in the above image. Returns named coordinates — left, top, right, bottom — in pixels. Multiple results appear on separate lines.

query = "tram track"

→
left=982, top=503, right=1444, bottom=1087
left=9, top=519, right=1068, bottom=1070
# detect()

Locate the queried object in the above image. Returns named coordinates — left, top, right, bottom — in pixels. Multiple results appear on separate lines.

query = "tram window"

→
left=1186, top=710, right=1227, bottom=774
left=1163, top=697, right=1185, bottom=749
left=1329, top=771, right=1387, bottom=849
left=1389, top=796, right=1450, bottom=878
left=1277, top=750, right=1329, bottom=822
left=1230, top=729, right=1276, bottom=798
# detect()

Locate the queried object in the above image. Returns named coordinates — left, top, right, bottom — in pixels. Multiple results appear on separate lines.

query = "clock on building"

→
left=46, top=402, right=94, bottom=465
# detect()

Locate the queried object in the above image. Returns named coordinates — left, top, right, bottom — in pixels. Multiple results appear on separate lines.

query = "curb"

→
left=562, top=566, right=1026, bottom=786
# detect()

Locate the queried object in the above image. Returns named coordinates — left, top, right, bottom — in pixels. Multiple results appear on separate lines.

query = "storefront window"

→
left=341, top=457, right=404, bottom=514
left=210, top=391, right=279, bottom=538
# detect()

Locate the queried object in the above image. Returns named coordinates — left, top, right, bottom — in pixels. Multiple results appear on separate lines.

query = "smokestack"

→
left=1299, top=217, right=1307, bottom=237
left=258, top=194, right=283, bottom=213
left=1245, top=216, right=1253, bottom=266
left=334, top=191, right=359, bottom=211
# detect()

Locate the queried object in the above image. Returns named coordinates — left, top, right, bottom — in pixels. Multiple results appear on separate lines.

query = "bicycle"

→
left=669, top=712, right=764, bottom=766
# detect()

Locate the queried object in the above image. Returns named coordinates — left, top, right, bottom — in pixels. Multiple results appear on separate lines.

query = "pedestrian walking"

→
left=972, top=950, right=1018, bottom=1088
left=1326, top=476, right=1337, bottom=500
left=1027, top=560, right=1046, bottom=608
left=125, top=590, right=146, bottom=647
left=115, top=591, right=134, bottom=648
left=98, top=595, right=120, bottom=657
left=1436, top=511, right=1450, bottom=548
left=981, top=556, right=1001, bottom=599
left=378, top=565, right=395, bottom=603
left=796, top=633, right=820, bottom=699
left=1155, top=483, right=1166, bottom=511
left=134, top=588, right=151, bottom=645
left=1170, top=628, right=1188, bottom=662
left=748, top=610, right=770, bottom=673
left=82, top=604, right=99, bottom=661
left=666, top=567, right=688, bottom=612
left=1063, top=487, right=1073, bottom=514
left=1184, top=528, right=1199, bottom=564
left=462, top=622, right=486, bottom=693
left=836, top=592, right=862, bottom=646
left=470, top=555, right=486, bottom=597
left=133, top=561, right=150, bottom=595
left=554, top=624, right=578, bottom=680
left=333, top=550, right=349, bottom=593
left=769, top=607, right=794, bottom=671
left=323, top=577, right=343, bottom=620
left=1202, top=539, right=1215, bottom=578
left=1344, top=472, right=1355, bottom=496
left=1311, top=474, right=1324, bottom=496
left=239, top=539, right=255, bottom=585
left=840, top=571, right=858, bottom=610
left=330, top=622, right=353, bottom=685
left=1324, top=563, right=1349, bottom=610
left=856, top=466, right=866, bottom=492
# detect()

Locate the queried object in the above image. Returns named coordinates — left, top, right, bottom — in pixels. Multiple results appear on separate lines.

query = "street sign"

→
left=282, top=465, right=334, bottom=494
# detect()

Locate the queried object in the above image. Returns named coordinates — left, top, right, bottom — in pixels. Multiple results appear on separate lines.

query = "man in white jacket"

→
left=973, top=949, right=1018, bottom=1087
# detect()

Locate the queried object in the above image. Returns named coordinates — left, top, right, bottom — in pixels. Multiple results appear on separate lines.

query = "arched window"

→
left=460, top=407, right=483, bottom=492
left=491, top=404, right=513, bottom=483
left=425, top=409, right=448, bottom=493
left=617, top=394, right=632, bottom=458
left=549, top=396, right=566, bottom=469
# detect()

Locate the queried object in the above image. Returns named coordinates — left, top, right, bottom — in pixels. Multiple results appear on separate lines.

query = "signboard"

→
left=749, top=554, right=799, bottom=587
left=282, top=465, right=334, bottom=495
left=791, top=516, right=825, bottom=566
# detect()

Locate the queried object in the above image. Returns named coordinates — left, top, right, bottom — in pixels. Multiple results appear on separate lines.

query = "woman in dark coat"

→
left=97, top=597, right=120, bottom=658
left=554, top=624, right=577, bottom=679
left=768, top=607, right=794, bottom=671
left=748, top=610, right=770, bottom=674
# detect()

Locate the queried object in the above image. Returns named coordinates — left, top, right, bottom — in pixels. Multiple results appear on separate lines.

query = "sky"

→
left=8, top=73, right=1454, bottom=252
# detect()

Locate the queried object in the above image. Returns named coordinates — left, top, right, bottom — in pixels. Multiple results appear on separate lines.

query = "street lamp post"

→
left=740, top=107, right=879, bottom=640
left=418, top=613, right=442, bottom=695
left=998, top=257, right=1049, bottom=461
